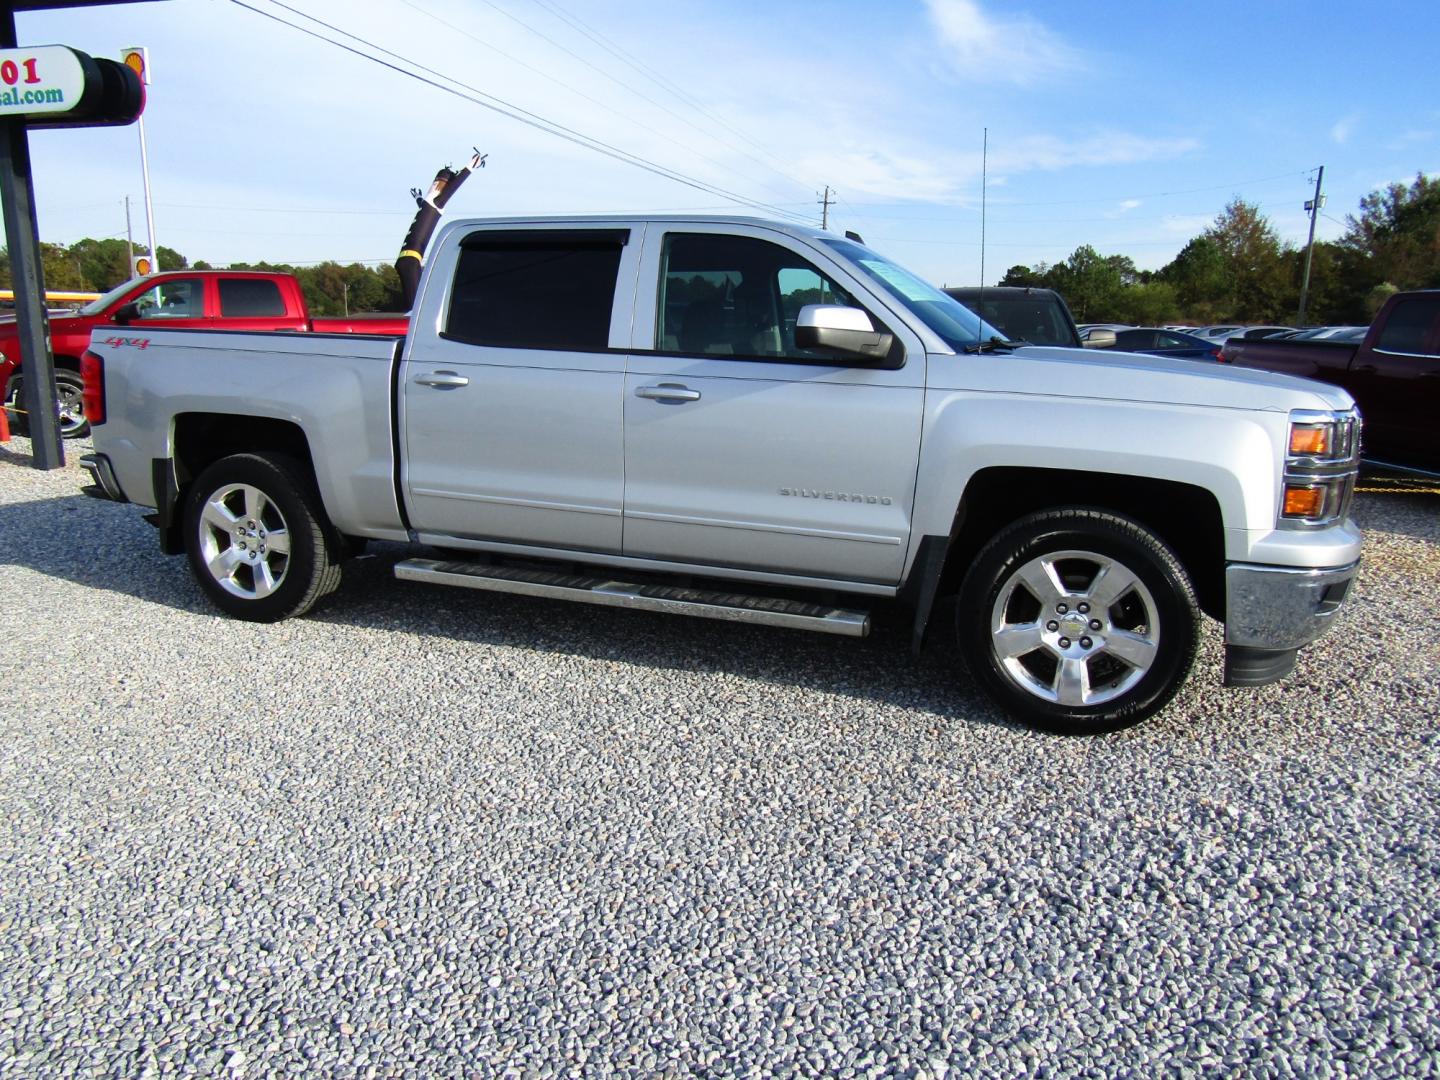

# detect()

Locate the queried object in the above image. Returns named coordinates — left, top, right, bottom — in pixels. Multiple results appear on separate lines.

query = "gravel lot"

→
left=1, top=436, right=1437, bottom=1078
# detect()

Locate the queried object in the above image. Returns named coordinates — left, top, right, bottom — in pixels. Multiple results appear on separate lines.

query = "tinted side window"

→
left=219, top=278, right=286, bottom=318
left=1115, top=330, right=1159, bottom=350
left=1375, top=299, right=1440, bottom=357
left=659, top=233, right=855, bottom=361
left=446, top=235, right=624, bottom=351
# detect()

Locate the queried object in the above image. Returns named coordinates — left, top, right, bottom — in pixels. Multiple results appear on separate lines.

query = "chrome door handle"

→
left=416, top=370, right=469, bottom=389
left=636, top=383, right=701, bottom=403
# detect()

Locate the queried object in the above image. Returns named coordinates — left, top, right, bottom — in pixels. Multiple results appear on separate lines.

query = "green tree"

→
left=998, top=264, right=1042, bottom=287
left=1341, top=172, right=1440, bottom=291
left=1111, top=281, right=1180, bottom=326
left=1046, top=245, right=1126, bottom=322
left=1159, top=235, right=1230, bottom=319
left=1201, top=198, right=1294, bottom=321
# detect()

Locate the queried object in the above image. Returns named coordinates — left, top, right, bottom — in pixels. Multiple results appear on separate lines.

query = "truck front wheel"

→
left=183, top=453, right=341, bottom=622
left=957, top=508, right=1200, bottom=734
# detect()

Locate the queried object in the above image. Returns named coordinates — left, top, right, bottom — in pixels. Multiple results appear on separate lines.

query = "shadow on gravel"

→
left=0, top=492, right=1012, bottom=729
left=312, top=547, right=1012, bottom=728
left=0, top=443, right=39, bottom=468
left=0, top=491, right=204, bottom=611
left=1352, top=476, right=1440, bottom=544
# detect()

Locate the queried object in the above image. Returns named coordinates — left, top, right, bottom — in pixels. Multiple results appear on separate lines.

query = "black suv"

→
left=943, top=286, right=1086, bottom=348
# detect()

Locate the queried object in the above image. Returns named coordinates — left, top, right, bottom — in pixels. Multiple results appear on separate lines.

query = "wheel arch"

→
left=156, top=414, right=322, bottom=555
left=906, top=466, right=1226, bottom=649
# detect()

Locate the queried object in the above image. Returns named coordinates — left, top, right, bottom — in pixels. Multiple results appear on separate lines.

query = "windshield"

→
left=820, top=238, right=1002, bottom=351
left=78, top=278, right=143, bottom=316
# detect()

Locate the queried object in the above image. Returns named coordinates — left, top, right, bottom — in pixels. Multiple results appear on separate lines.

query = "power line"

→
left=840, top=171, right=1312, bottom=220
left=392, top=0, right=807, bottom=205
left=520, top=0, right=817, bottom=193
left=228, top=0, right=813, bottom=226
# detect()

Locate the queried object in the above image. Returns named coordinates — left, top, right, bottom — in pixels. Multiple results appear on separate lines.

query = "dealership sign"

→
left=0, top=46, right=144, bottom=128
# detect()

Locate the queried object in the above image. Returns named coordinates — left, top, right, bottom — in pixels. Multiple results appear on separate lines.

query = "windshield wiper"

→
left=964, top=336, right=1030, bottom=354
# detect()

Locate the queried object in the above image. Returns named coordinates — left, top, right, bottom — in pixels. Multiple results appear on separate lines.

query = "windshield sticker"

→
left=859, top=260, right=941, bottom=303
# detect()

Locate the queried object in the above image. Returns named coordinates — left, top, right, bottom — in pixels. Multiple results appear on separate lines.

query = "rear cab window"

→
left=218, top=278, right=287, bottom=318
left=1374, top=298, right=1440, bottom=357
left=445, top=229, right=628, bottom=352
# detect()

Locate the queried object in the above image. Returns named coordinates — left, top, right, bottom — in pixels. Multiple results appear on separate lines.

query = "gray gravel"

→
left=1, top=436, right=1438, bottom=1078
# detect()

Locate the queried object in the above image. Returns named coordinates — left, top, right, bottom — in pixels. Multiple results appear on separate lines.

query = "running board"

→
left=394, top=558, right=870, bottom=637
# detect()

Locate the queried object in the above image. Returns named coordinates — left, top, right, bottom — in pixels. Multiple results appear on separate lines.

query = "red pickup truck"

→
left=1221, top=290, right=1439, bottom=476
left=1, top=270, right=408, bottom=437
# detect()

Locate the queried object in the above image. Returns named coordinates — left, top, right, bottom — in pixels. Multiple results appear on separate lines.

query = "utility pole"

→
left=124, top=195, right=133, bottom=270
left=817, top=185, right=833, bottom=230
left=121, top=48, right=157, bottom=270
left=1297, top=165, right=1325, bottom=327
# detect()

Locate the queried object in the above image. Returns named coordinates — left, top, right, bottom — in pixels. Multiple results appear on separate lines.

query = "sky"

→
left=11, top=0, right=1440, bottom=286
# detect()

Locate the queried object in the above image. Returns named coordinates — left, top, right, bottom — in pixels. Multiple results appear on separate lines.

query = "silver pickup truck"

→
left=80, top=215, right=1362, bottom=734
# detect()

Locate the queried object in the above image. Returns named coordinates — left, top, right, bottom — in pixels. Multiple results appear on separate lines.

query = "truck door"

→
left=622, top=227, right=924, bottom=585
left=400, top=227, right=637, bottom=554
left=1352, top=295, right=1440, bottom=467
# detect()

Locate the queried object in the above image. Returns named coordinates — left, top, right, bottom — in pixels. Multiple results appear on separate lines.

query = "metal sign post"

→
left=0, top=1, right=149, bottom=469
left=0, top=8, right=61, bottom=467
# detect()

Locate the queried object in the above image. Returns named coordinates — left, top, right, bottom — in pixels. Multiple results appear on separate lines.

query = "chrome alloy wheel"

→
left=989, top=548, right=1160, bottom=708
left=197, top=483, right=293, bottom=600
left=55, top=379, right=86, bottom=437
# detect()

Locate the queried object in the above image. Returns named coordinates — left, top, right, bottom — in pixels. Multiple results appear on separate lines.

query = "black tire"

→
left=5, top=368, right=89, bottom=438
left=956, top=508, right=1200, bottom=735
left=182, top=453, right=341, bottom=622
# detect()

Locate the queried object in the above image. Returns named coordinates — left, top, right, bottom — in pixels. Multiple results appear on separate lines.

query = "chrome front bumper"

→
left=1225, top=560, right=1359, bottom=651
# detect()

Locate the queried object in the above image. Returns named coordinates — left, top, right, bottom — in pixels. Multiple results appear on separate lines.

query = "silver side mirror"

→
left=1082, top=329, right=1117, bottom=349
left=795, top=305, right=900, bottom=368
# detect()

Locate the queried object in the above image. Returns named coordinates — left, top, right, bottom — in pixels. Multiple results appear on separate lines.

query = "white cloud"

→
left=1331, top=114, right=1359, bottom=144
left=1104, top=199, right=1142, bottom=219
left=1386, top=130, right=1435, bottom=150
left=924, top=0, right=1086, bottom=85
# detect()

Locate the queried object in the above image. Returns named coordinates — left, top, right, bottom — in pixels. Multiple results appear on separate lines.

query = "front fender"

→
left=909, top=390, right=1284, bottom=572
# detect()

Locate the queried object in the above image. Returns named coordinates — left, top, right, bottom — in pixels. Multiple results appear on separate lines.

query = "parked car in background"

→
left=1079, top=325, right=1130, bottom=345
left=0, top=270, right=409, bottom=438
left=1194, top=325, right=1246, bottom=342
left=1221, top=290, right=1439, bottom=475
left=1102, top=328, right=1222, bottom=362
left=1282, top=326, right=1368, bottom=342
left=1231, top=326, right=1294, bottom=341
left=943, top=286, right=1104, bottom=348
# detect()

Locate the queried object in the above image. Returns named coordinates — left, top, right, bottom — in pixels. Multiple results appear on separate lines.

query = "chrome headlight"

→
left=1279, top=408, right=1361, bottom=528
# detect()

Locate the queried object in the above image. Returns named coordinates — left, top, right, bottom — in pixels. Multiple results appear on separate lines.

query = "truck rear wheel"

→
left=183, top=453, right=341, bottom=622
left=957, top=508, right=1200, bottom=734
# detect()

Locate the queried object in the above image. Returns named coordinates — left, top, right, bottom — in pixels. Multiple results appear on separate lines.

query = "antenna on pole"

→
left=818, top=185, right=834, bottom=230
left=1297, top=165, right=1325, bottom=326
left=980, top=128, right=988, bottom=289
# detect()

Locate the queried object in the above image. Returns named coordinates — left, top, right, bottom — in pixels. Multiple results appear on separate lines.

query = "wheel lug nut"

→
left=1080, top=637, right=1093, bottom=649
left=1077, top=603, right=1090, bottom=614
left=1090, top=619, right=1102, bottom=631
left=1047, top=620, right=1059, bottom=632
left=1059, top=637, right=1071, bottom=649
left=1056, top=603, right=1068, bottom=614
left=248, top=551, right=257, bottom=560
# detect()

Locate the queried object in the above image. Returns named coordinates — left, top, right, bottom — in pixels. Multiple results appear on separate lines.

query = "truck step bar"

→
left=393, top=558, right=871, bottom=637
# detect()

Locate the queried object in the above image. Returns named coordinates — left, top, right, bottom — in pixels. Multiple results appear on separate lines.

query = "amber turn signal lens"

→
left=1283, top=485, right=1326, bottom=518
left=1289, top=425, right=1331, bottom=456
